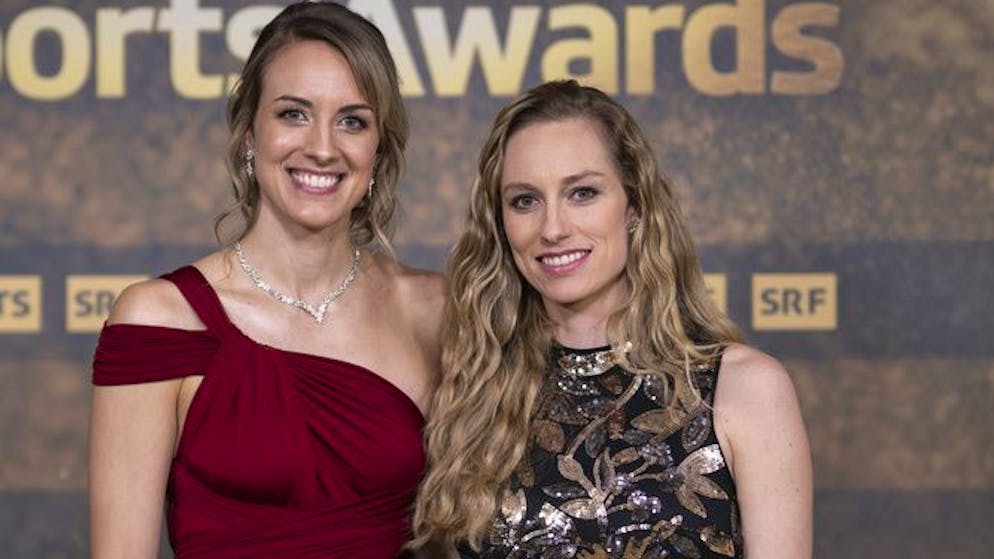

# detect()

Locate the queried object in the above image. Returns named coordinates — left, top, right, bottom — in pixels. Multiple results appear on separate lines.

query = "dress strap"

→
left=687, top=347, right=726, bottom=407
left=161, top=266, right=233, bottom=335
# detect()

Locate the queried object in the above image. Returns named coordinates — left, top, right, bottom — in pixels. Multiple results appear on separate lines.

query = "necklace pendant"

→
left=313, top=302, right=330, bottom=323
left=233, top=241, right=360, bottom=326
left=296, top=301, right=325, bottom=324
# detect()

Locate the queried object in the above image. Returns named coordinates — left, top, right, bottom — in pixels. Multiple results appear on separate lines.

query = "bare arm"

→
left=714, top=344, right=813, bottom=559
left=89, top=281, right=194, bottom=558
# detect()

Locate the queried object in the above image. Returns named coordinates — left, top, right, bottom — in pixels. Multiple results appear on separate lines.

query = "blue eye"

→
left=509, top=193, right=538, bottom=211
left=340, top=115, right=368, bottom=131
left=571, top=186, right=598, bottom=201
left=277, top=108, right=306, bottom=122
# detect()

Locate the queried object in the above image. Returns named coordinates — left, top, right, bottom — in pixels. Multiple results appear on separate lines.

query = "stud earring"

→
left=244, top=149, right=255, bottom=178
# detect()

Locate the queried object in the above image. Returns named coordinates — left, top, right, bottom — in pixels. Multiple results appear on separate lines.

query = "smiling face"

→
left=500, top=117, right=634, bottom=317
left=247, top=39, right=379, bottom=235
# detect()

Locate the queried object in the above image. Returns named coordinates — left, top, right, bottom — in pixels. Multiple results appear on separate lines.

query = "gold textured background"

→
left=1, top=1, right=991, bottom=557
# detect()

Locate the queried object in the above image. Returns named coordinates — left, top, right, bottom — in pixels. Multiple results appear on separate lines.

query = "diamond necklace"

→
left=233, top=241, right=360, bottom=324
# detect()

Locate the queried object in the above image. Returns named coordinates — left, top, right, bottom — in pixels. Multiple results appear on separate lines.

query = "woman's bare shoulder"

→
left=716, top=343, right=796, bottom=404
left=105, top=253, right=228, bottom=330
left=366, top=253, right=446, bottom=348
left=398, top=264, right=446, bottom=303
left=368, top=252, right=446, bottom=308
left=713, top=343, right=806, bottom=463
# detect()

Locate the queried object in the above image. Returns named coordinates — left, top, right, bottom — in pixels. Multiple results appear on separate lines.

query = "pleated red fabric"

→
left=93, top=266, right=426, bottom=558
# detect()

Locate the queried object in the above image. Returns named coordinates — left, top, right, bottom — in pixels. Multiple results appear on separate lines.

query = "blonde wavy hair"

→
left=215, top=1, right=407, bottom=251
left=413, top=80, right=741, bottom=551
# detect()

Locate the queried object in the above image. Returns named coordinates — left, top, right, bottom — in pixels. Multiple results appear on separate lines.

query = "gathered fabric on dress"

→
left=460, top=345, right=741, bottom=559
left=93, top=266, right=425, bottom=559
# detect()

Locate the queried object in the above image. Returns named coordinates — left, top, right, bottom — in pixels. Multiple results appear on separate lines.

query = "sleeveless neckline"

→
left=175, top=264, right=426, bottom=423
left=460, top=346, right=740, bottom=559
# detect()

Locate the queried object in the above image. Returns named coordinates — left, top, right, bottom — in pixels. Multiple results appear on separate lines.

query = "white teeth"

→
left=541, top=251, right=587, bottom=267
left=292, top=171, right=341, bottom=189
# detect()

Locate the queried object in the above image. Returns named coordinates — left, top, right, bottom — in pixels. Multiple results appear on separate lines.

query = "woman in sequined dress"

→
left=413, top=81, right=811, bottom=558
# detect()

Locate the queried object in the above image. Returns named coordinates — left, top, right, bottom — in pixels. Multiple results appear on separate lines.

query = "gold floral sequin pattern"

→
left=460, top=346, right=741, bottom=559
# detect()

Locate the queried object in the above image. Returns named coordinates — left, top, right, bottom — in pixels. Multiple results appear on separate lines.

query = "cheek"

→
left=256, top=126, right=296, bottom=156
left=501, top=212, right=529, bottom=251
left=501, top=215, right=535, bottom=268
left=347, top=131, right=380, bottom=166
left=612, top=227, right=632, bottom=272
left=586, top=207, right=630, bottom=261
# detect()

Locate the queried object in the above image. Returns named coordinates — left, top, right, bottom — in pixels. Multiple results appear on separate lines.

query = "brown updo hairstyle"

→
left=216, top=1, right=408, bottom=251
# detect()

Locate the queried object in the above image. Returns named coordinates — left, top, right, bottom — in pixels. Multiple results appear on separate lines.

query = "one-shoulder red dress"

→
left=93, top=266, right=426, bottom=558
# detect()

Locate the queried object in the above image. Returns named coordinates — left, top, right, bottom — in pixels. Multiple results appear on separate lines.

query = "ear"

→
left=625, top=202, right=638, bottom=223
left=625, top=203, right=640, bottom=235
left=242, top=131, right=255, bottom=153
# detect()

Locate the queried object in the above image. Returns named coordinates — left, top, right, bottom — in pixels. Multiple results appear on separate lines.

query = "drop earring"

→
left=367, top=177, right=375, bottom=198
left=244, top=149, right=255, bottom=178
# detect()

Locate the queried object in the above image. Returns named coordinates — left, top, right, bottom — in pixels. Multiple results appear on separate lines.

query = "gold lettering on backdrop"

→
left=95, top=7, right=155, bottom=98
left=66, top=275, right=148, bottom=333
left=351, top=0, right=426, bottom=96
left=625, top=4, right=686, bottom=95
left=752, top=273, right=837, bottom=331
left=683, top=0, right=765, bottom=96
left=414, top=6, right=540, bottom=96
left=6, top=8, right=90, bottom=101
left=224, top=6, right=281, bottom=94
left=771, top=3, right=843, bottom=94
left=542, top=4, right=619, bottom=94
left=157, top=0, right=223, bottom=99
left=0, top=276, right=42, bottom=333
left=0, top=1, right=844, bottom=100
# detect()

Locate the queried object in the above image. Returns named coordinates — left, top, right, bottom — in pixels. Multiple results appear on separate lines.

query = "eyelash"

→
left=509, top=194, right=538, bottom=210
left=277, top=108, right=306, bottom=121
left=508, top=186, right=600, bottom=211
left=571, top=186, right=598, bottom=201
left=275, top=109, right=368, bottom=133
left=339, top=115, right=367, bottom=130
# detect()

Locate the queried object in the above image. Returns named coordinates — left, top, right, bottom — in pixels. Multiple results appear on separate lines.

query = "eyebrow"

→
left=272, top=95, right=374, bottom=114
left=501, top=170, right=606, bottom=192
left=562, top=170, right=605, bottom=184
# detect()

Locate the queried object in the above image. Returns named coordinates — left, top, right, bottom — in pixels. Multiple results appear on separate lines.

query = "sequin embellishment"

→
left=462, top=347, right=741, bottom=559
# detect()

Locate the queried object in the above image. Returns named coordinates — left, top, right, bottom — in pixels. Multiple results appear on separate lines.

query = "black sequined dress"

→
left=460, top=345, right=742, bottom=559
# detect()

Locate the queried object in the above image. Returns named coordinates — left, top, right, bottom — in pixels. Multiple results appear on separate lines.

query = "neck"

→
left=545, top=285, right=628, bottom=350
left=551, top=312, right=611, bottom=349
left=237, top=217, right=357, bottom=299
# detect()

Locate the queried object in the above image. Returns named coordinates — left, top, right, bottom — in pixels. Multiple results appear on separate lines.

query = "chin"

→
left=534, top=287, right=589, bottom=308
left=292, top=206, right=351, bottom=228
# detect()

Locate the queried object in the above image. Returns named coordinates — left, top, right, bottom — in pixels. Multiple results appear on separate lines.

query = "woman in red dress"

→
left=89, top=3, right=442, bottom=557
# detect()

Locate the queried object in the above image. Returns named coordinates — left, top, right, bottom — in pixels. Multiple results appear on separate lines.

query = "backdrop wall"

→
left=1, top=1, right=991, bottom=557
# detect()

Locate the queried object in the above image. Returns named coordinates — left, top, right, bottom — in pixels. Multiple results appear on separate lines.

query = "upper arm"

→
left=90, top=380, right=180, bottom=558
left=91, top=278, right=197, bottom=557
left=713, top=344, right=812, bottom=559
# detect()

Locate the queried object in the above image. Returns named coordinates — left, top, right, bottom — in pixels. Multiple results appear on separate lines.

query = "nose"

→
left=540, top=202, right=569, bottom=244
left=304, top=125, right=339, bottom=165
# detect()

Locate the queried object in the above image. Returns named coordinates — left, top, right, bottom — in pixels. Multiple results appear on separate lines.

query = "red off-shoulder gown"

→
left=93, top=266, right=426, bottom=558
